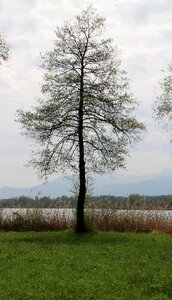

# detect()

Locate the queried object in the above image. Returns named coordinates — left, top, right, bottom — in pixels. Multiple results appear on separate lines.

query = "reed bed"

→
left=85, top=208, right=172, bottom=233
left=0, top=205, right=171, bottom=233
left=0, top=208, right=74, bottom=231
left=83, top=201, right=172, bottom=233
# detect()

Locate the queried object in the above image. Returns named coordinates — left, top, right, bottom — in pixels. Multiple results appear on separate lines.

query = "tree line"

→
left=0, top=194, right=172, bottom=209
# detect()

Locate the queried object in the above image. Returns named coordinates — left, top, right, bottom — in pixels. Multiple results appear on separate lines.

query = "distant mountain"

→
left=0, top=170, right=172, bottom=198
left=95, top=173, right=172, bottom=196
left=0, top=177, right=71, bottom=199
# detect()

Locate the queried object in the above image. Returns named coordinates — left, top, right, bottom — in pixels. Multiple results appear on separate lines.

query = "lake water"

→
left=1, top=208, right=172, bottom=220
left=0, top=208, right=75, bottom=220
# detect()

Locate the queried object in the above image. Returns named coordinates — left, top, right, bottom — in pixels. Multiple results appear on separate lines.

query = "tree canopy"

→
left=0, top=33, right=9, bottom=64
left=153, top=63, right=172, bottom=131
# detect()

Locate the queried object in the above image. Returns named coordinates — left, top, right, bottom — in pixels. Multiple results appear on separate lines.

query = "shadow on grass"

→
left=0, top=230, right=133, bottom=246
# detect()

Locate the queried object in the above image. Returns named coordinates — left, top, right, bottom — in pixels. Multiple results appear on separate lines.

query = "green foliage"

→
left=0, top=231, right=172, bottom=299
left=153, top=64, right=172, bottom=132
left=128, top=193, right=144, bottom=206
left=1, top=194, right=172, bottom=209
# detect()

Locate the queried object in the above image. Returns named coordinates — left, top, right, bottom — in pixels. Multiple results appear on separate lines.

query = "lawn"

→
left=0, top=231, right=171, bottom=299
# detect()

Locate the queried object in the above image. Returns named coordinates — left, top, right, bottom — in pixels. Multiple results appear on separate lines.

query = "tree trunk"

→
left=76, top=159, right=86, bottom=233
left=76, top=60, right=86, bottom=233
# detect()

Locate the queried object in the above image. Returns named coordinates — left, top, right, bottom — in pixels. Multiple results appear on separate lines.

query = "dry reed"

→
left=0, top=208, right=74, bottom=231
left=84, top=202, right=172, bottom=233
left=0, top=204, right=171, bottom=233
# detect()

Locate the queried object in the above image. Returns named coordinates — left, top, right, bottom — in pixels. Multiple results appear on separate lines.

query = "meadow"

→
left=0, top=231, right=172, bottom=299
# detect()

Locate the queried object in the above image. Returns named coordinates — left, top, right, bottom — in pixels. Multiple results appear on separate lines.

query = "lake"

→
left=1, top=208, right=172, bottom=220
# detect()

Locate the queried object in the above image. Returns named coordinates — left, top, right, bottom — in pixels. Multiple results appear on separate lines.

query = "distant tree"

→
left=17, top=7, right=145, bottom=233
left=0, top=33, right=9, bottom=64
left=153, top=63, right=172, bottom=134
left=128, top=194, right=144, bottom=207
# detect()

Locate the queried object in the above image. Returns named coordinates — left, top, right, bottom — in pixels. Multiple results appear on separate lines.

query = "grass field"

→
left=0, top=231, right=172, bottom=299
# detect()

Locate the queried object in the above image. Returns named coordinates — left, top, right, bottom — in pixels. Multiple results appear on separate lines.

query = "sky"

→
left=0, top=0, right=172, bottom=187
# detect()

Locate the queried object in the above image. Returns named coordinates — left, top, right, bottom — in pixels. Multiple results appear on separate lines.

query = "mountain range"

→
left=0, top=169, right=172, bottom=198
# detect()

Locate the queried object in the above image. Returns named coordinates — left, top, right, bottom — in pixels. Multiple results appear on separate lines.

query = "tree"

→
left=128, top=194, right=144, bottom=207
left=17, top=7, right=145, bottom=233
left=0, top=33, right=9, bottom=64
left=153, top=63, right=172, bottom=132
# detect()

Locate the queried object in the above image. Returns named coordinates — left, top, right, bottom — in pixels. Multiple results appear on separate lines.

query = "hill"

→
left=0, top=170, right=172, bottom=198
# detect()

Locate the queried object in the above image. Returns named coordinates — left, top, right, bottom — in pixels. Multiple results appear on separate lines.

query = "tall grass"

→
left=0, top=208, right=74, bottom=231
left=84, top=202, right=172, bottom=233
left=85, top=208, right=172, bottom=233
left=0, top=204, right=171, bottom=233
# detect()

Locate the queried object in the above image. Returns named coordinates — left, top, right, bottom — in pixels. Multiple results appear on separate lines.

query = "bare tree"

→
left=0, top=33, right=9, bottom=64
left=17, top=7, right=145, bottom=232
left=153, top=63, right=172, bottom=134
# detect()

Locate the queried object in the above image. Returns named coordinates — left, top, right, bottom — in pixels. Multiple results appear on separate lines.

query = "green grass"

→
left=0, top=231, right=172, bottom=300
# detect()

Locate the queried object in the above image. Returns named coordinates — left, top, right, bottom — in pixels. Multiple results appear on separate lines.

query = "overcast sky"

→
left=0, top=0, right=172, bottom=187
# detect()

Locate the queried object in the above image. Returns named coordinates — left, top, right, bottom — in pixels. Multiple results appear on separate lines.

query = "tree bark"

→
left=76, top=60, right=86, bottom=233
